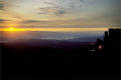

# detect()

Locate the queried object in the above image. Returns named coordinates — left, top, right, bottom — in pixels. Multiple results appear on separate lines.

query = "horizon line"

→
left=0, top=27, right=110, bottom=32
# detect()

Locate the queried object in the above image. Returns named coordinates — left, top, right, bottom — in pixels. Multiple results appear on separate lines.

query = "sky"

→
left=0, top=0, right=120, bottom=29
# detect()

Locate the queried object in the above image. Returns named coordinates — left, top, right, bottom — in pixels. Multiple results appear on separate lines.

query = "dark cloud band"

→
left=0, top=1, right=4, bottom=10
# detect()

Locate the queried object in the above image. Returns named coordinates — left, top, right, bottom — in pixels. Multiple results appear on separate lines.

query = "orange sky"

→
left=0, top=0, right=120, bottom=32
left=0, top=27, right=109, bottom=32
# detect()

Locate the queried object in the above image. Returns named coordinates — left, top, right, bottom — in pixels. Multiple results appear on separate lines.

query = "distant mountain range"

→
left=0, top=31, right=104, bottom=43
left=0, top=36, right=103, bottom=42
left=66, top=36, right=103, bottom=42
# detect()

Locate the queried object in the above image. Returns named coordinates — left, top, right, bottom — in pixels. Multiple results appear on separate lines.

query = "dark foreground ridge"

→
left=1, top=28, right=120, bottom=80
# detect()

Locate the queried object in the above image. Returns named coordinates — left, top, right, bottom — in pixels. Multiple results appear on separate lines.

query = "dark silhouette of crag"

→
left=94, top=28, right=120, bottom=65
left=104, top=28, right=120, bottom=55
left=91, top=28, right=120, bottom=56
left=103, top=28, right=120, bottom=73
left=1, top=28, right=120, bottom=80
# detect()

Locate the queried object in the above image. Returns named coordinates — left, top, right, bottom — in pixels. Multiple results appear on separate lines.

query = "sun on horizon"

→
left=8, top=27, right=15, bottom=31
left=3, top=27, right=20, bottom=32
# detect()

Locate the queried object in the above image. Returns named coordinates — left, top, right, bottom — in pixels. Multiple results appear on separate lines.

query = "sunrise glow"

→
left=0, top=0, right=119, bottom=29
left=8, top=27, right=16, bottom=31
left=0, top=28, right=109, bottom=32
left=1, top=27, right=26, bottom=32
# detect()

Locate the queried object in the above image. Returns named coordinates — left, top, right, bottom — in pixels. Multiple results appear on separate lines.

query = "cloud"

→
left=0, top=1, right=4, bottom=10
left=56, top=10, right=66, bottom=15
left=37, top=0, right=87, bottom=16
left=22, top=20, right=40, bottom=23
left=21, top=20, right=52, bottom=24
left=0, top=19, right=10, bottom=22
left=38, top=6, right=67, bottom=16
left=55, top=0, right=85, bottom=8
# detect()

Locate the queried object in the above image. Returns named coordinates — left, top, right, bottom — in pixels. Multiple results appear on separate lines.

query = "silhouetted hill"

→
left=1, top=39, right=89, bottom=51
left=67, top=36, right=103, bottom=42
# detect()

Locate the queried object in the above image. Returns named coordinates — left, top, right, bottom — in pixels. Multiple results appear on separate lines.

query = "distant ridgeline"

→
left=88, top=28, right=121, bottom=56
